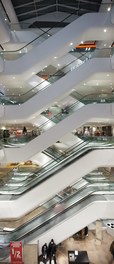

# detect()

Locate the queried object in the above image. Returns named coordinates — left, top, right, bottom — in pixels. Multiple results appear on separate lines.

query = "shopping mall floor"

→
left=42, top=229, right=114, bottom=264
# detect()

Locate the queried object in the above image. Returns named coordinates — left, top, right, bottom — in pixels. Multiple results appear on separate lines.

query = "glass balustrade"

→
left=71, top=90, right=114, bottom=104
left=0, top=88, right=113, bottom=149
left=0, top=47, right=113, bottom=104
left=0, top=136, right=114, bottom=197
left=0, top=180, right=113, bottom=259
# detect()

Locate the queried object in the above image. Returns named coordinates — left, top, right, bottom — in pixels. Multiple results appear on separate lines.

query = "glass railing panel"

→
left=0, top=193, right=113, bottom=259
left=0, top=184, right=113, bottom=244
left=84, top=167, right=114, bottom=183
left=1, top=133, right=37, bottom=147
left=0, top=141, right=89, bottom=194
left=1, top=137, right=114, bottom=196
left=70, top=90, right=114, bottom=104
left=1, top=47, right=113, bottom=105
left=0, top=101, right=83, bottom=149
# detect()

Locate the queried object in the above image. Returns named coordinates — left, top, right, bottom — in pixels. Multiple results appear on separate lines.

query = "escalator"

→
left=0, top=180, right=113, bottom=260
left=2, top=10, right=114, bottom=77
left=2, top=54, right=113, bottom=121
left=2, top=102, right=113, bottom=162
left=0, top=137, right=114, bottom=218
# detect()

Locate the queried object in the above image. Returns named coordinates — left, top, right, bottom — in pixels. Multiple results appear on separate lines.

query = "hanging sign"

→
left=10, top=241, right=23, bottom=264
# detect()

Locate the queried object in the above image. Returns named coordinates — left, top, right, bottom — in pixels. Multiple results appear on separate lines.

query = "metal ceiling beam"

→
left=17, top=4, right=57, bottom=18
left=13, top=0, right=56, bottom=10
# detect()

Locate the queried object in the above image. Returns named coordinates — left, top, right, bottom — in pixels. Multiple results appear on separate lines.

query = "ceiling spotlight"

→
left=107, top=7, right=111, bottom=12
left=104, top=28, right=107, bottom=33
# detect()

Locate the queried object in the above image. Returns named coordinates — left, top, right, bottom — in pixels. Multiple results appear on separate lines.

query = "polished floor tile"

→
left=55, top=229, right=114, bottom=264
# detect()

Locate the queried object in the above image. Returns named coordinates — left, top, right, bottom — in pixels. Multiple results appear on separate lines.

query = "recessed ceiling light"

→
left=107, top=74, right=109, bottom=77
left=12, top=76, right=15, bottom=79
left=104, top=44, right=106, bottom=47
left=83, top=83, right=86, bottom=86
left=104, top=28, right=107, bottom=33
left=69, top=42, right=73, bottom=46
left=5, top=18, right=7, bottom=21
left=107, top=7, right=111, bottom=11
left=54, top=56, right=57, bottom=59
left=81, top=41, right=84, bottom=44
left=96, top=83, right=99, bottom=86
left=32, top=72, right=36, bottom=75
left=57, top=64, right=60, bottom=67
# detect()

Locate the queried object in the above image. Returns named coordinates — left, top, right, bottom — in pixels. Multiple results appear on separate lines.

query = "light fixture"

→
left=12, top=76, right=15, bottom=79
left=104, top=44, right=106, bottom=47
left=69, top=42, right=73, bottom=46
left=107, top=7, right=111, bottom=12
left=104, top=28, right=107, bottom=33
left=54, top=56, right=57, bottom=59
left=81, top=41, right=84, bottom=44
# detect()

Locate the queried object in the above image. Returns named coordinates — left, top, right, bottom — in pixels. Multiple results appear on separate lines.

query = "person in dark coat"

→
left=110, top=240, right=114, bottom=258
left=42, top=243, right=48, bottom=263
left=48, top=239, right=57, bottom=264
left=23, top=126, right=27, bottom=135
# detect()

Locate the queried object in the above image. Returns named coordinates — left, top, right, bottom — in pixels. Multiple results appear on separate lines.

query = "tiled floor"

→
left=55, top=229, right=114, bottom=264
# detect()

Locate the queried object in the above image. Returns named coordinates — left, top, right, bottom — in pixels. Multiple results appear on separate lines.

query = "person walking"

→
left=42, top=243, right=48, bottom=263
left=48, top=239, right=57, bottom=264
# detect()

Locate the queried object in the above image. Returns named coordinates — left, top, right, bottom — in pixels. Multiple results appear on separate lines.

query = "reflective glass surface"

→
left=0, top=137, right=114, bottom=197
left=0, top=182, right=113, bottom=259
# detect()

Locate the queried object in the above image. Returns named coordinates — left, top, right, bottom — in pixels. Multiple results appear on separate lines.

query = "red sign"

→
left=10, top=241, right=23, bottom=264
